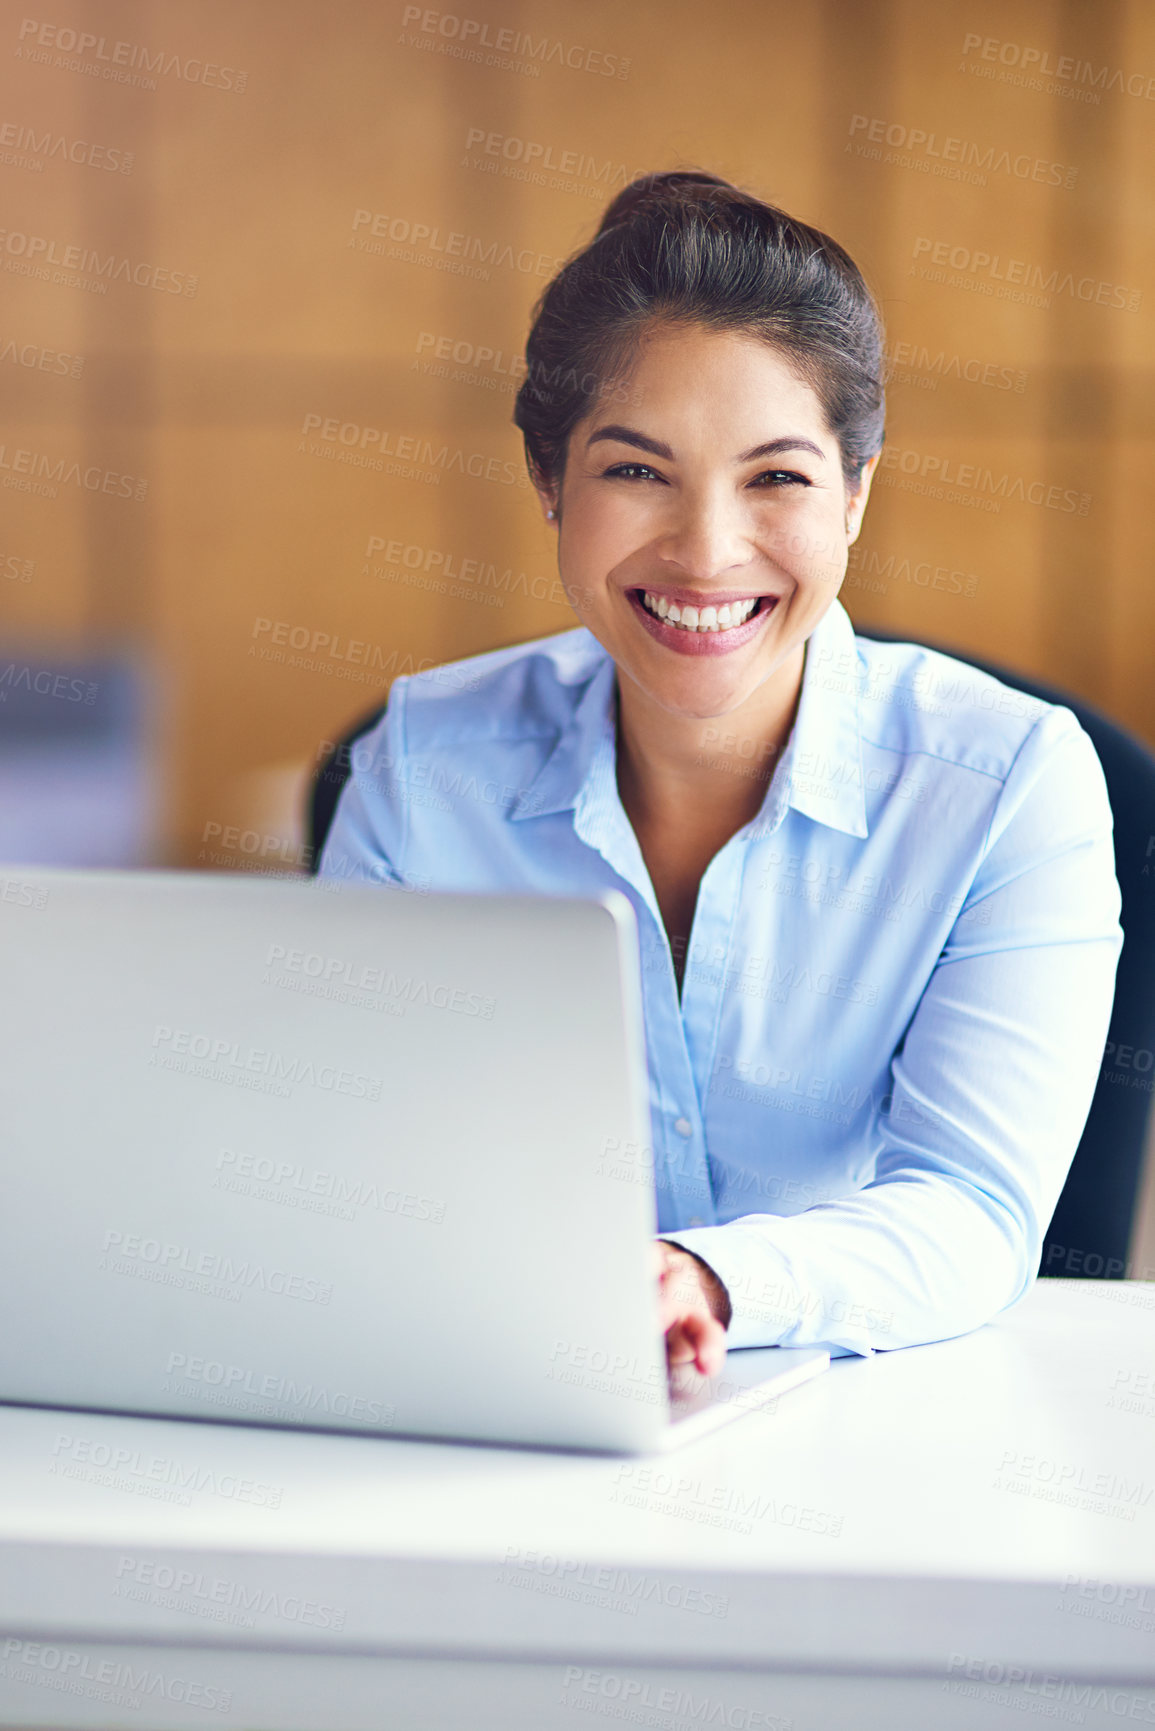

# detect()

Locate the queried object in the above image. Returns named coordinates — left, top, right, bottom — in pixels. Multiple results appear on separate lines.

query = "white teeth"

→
left=641, top=591, right=761, bottom=632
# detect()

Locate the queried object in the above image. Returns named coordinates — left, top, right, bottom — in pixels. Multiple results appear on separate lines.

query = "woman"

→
left=320, top=170, right=1122, bottom=1379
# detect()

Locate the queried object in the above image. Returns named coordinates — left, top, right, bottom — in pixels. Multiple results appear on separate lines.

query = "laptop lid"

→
left=0, top=869, right=672, bottom=1453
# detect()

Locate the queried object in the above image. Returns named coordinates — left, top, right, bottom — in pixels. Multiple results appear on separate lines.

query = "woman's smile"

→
left=626, top=584, right=781, bottom=657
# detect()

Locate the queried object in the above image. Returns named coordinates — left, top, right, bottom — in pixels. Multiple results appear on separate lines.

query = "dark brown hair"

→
left=513, top=169, right=886, bottom=494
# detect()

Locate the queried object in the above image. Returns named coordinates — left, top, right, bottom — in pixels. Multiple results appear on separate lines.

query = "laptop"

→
left=0, top=867, right=829, bottom=1454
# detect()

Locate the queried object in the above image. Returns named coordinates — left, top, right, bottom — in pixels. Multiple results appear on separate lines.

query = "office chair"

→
left=308, top=701, right=390, bottom=879
left=306, top=629, right=1155, bottom=1281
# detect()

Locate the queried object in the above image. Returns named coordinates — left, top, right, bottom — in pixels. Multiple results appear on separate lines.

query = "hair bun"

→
left=516, top=165, right=885, bottom=492
left=594, top=169, right=738, bottom=238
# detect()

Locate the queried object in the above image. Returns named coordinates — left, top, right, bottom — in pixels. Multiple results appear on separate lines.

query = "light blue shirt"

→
left=319, top=598, right=1122, bottom=1358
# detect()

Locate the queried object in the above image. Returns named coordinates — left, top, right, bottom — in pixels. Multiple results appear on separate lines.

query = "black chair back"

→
left=308, top=706, right=387, bottom=878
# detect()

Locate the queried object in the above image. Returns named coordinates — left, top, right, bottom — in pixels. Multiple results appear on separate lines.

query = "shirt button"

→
left=688, top=1216, right=704, bottom=1227
left=674, top=1117, right=693, bottom=1138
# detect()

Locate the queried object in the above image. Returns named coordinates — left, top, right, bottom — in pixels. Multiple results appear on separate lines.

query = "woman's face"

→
left=539, top=323, right=879, bottom=722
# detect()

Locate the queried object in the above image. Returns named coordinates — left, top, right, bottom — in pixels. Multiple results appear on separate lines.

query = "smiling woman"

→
left=319, top=170, right=1123, bottom=1378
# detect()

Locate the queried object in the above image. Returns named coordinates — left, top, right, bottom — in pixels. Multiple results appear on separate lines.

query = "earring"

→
left=546, top=508, right=556, bottom=520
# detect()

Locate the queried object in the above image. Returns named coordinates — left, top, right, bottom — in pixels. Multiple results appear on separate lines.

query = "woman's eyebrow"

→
left=585, top=424, right=826, bottom=462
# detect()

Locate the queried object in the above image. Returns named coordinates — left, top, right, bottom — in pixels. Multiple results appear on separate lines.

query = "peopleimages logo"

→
left=848, top=113, right=1077, bottom=187
left=148, top=1024, right=383, bottom=1102
left=0, top=1639, right=231, bottom=1714
left=1058, top=1574, right=1155, bottom=1633
left=911, top=236, right=1140, bottom=312
left=0, top=661, right=97, bottom=702
left=878, top=443, right=1091, bottom=514
left=959, top=32, right=1155, bottom=102
left=609, top=1464, right=845, bottom=1538
left=883, top=340, right=1025, bottom=395
left=0, top=875, right=48, bottom=908
left=264, top=941, right=495, bottom=1019
left=0, top=336, right=85, bottom=377
left=349, top=208, right=564, bottom=282
left=0, top=444, right=147, bottom=500
left=114, top=1556, right=346, bottom=1631
left=560, top=1669, right=788, bottom=1728
left=15, top=19, right=248, bottom=92
left=398, top=8, right=631, bottom=80
left=0, top=119, right=134, bottom=173
left=462, top=126, right=646, bottom=198
left=0, top=227, right=198, bottom=295
left=214, top=1147, right=448, bottom=1225
left=499, top=1549, right=729, bottom=1618
left=944, top=1654, right=1155, bottom=1721
left=100, top=1229, right=334, bottom=1306
left=50, top=1434, right=283, bottom=1509
left=164, top=1352, right=394, bottom=1426
left=364, top=534, right=568, bottom=606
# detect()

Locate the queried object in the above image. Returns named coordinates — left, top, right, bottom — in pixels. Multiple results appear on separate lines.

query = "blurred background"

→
left=2, top=0, right=1154, bottom=1253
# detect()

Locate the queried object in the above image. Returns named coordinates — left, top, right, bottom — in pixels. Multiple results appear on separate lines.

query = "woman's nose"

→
left=657, top=491, right=756, bottom=582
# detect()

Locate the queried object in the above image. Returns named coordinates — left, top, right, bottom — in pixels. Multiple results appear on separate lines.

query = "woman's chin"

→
left=632, top=670, right=759, bottom=723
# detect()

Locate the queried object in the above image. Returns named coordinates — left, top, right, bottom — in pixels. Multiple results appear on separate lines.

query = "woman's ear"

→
left=845, top=452, right=881, bottom=545
left=533, top=480, right=559, bottom=525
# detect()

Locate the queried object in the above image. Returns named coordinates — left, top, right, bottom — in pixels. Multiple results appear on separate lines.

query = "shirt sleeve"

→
left=660, top=705, right=1124, bottom=1359
left=316, top=683, right=410, bottom=887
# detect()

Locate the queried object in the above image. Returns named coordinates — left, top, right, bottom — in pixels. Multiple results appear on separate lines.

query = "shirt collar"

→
left=509, top=641, right=616, bottom=822
left=510, top=599, right=868, bottom=841
left=756, top=595, right=869, bottom=840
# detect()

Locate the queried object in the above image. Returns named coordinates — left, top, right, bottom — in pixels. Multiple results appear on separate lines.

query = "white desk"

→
left=0, top=1280, right=1153, bottom=1729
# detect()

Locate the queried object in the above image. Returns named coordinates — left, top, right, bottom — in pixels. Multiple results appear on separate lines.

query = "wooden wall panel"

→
left=1, top=0, right=1151, bottom=864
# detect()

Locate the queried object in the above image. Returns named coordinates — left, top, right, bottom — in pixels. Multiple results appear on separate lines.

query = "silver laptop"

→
left=0, top=867, right=828, bottom=1454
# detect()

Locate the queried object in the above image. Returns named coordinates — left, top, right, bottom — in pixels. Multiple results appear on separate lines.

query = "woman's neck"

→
left=614, top=646, right=805, bottom=836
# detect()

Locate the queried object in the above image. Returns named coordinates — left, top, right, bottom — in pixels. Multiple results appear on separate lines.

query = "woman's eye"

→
left=750, top=470, right=811, bottom=488
left=603, top=462, right=662, bottom=481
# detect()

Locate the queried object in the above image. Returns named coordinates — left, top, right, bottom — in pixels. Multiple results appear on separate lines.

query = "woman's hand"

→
left=653, top=1241, right=730, bottom=1377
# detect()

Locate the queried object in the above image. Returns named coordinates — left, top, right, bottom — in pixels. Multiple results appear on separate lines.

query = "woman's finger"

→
left=664, top=1318, right=698, bottom=1367
left=671, top=1310, right=727, bottom=1377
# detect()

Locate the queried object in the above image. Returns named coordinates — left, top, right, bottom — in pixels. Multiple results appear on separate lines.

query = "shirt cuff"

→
left=658, top=1225, right=804, bottom=1349
left=658, top=1224, right=874, bottom=1357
